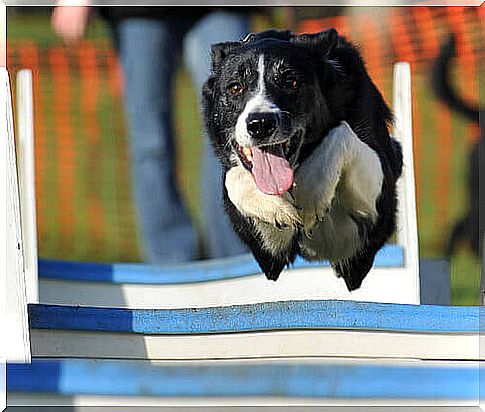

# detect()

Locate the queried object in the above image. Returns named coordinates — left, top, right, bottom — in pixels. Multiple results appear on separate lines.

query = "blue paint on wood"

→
left=28, top=300, right=480, bottom=334
left=8, top=361, right=61, bottom=393
left=38, top=244, right=404, bottom=284
left=39, top=259, right=114, bottom=282
left=7, top=358, right=478, bottom=399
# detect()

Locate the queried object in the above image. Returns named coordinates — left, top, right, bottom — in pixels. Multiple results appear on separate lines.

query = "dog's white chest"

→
left=293, top=121, right=384, bottom=261
left=225, top=122, right=384, bottom=263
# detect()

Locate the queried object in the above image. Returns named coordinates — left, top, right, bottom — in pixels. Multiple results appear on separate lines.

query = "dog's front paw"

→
left=293, top=181, right=334, bottom=231
left=264, top=195, right=303, bottom=229
left=302, top=195, right=332, bottom=230
left=293, top=122, right=371, bottom=231
left=225, top=166, right=302, bottom=229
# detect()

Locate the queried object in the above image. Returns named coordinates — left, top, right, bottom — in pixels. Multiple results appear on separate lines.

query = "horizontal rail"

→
left=7, top=358, right=478, bottom=400
left=29, top=300, right=480, bottom=334
left=37, top=244, right=403, bottom=284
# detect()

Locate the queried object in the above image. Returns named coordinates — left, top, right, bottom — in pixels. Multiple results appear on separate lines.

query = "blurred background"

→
left=6, top=6, right=484, bottom=305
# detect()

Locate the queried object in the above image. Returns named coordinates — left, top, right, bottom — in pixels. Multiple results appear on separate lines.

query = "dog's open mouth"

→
left=236, top=142, right=294, bottom=195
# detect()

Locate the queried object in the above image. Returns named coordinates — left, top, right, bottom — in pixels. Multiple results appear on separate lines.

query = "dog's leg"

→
left=333, top=248, right=377, bottom=291
left=294, top=122, right=383, bottom=230
left=224, top=166, right=300, bottom=280
left=225, top=165, right=302, bottom=229
left=339, top=124, right=384, bottom=222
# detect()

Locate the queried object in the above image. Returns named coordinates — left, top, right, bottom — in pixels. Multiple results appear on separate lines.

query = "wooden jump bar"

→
left=27, top=301, right=480, bottom=362
left=29, top=300, right=478, bottom=334
left=37, top=244, right=404, bottom=284
left=8, top=358, right=478, bottom=401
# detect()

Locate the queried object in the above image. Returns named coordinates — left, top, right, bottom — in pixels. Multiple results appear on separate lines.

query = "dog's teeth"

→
left=242, top=146, right=253, bottom=162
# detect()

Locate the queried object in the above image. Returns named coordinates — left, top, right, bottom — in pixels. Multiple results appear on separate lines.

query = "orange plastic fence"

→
left=7, top=6, right=484, bottom=261
left=8, top=37, right=137, bottom=261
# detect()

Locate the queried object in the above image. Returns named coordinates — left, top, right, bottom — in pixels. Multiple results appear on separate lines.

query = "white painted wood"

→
left=38, top=259, right=448, bottom=309
left=4, top=68, right=31, bottom=362
left=0, top=1, right=4, bottom=68
left=0, top=8, right=7, bottom=395
left=16, top=69, right=38, bottom=304
left=393, top=62, right=420, bottom=304
left=39, top=267, right=415, bottom=309
left=30, top=329, right=479, bottom=361
left=7, top=393, right=476, bottom=408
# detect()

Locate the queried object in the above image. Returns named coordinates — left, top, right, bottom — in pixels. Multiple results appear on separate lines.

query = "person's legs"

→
left=183, top=10, right=249, bottom=258
left=116, top=18, right=196, bottom=264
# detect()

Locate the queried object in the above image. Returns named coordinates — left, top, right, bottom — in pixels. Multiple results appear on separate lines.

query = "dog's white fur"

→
left=225, top=166, right=301, bottom=227
left=294, top=121, right=383, bottom=229
left=234, top=55, right=281, bottom=148
left=225, top=121, right=384, bottom=259
left=225, top=166, right=300, bottom=255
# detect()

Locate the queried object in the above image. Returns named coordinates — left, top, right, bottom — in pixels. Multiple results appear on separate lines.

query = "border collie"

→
left=202, top=29, right=403, bottom=291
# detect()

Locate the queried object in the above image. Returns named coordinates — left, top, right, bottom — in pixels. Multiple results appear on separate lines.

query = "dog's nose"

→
left=247, top=113, right=277, bottom=139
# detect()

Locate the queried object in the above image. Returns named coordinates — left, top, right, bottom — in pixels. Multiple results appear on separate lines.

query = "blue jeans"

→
left=114, top=11, right=249, bottom=263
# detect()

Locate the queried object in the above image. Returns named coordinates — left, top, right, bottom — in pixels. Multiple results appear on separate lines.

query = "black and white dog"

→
left=202, top=29, right=403, bottom=291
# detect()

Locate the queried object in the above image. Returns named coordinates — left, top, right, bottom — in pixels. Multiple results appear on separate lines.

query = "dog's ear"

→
left=242, top=29, right=294, bottom=43
left=292, top=28, right=339, bottom=56
left=202, top=75, right=218, bottom=113
left=202, top=76, right=215, bottom=98
left=210, top=41, right=240, bottom=72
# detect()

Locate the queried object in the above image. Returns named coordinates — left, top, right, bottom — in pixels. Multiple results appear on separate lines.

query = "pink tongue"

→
left=251, top=145, right=294, bottom=195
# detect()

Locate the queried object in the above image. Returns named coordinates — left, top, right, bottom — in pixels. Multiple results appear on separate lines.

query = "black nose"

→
left=247, top=113, right=277, bottom=139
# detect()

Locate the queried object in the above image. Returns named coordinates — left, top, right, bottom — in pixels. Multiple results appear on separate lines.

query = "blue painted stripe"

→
left=8, top=361, right=61, bottom=393
left=38, top=244, right=404, bottom=284
left=28, top=301, right=480, bottom=334
left=7, top=359, right=478, bottom=399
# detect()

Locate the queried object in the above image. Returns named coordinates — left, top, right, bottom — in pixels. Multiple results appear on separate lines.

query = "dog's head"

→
left=203, top=29, right=346, bottom=195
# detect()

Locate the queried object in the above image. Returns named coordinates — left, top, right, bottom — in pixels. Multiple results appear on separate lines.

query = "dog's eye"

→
left=286, top=77, right=299, bottom=89
left=279, top=71, right=300, bottom=91
left=228, top=82, right=244, bottom=96
left=284, top=76, right=299, bottom=90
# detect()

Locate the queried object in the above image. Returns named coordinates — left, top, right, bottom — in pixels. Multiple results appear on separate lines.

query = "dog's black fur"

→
left=203, top=29, right=403, bottom=291
left=432, top=35, right=484, bottom=258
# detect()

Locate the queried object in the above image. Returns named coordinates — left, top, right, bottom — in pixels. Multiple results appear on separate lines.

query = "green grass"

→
left=450, top=253, right=480, bottom=305
left=7, top=12, right=481, bottom=305
left=7, top=10, right=110, bottom=46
